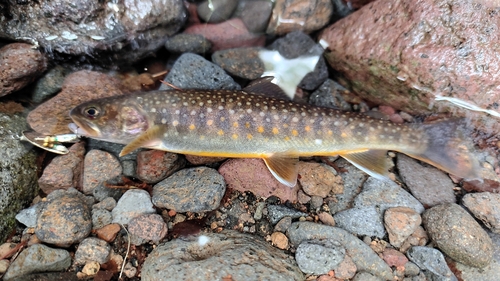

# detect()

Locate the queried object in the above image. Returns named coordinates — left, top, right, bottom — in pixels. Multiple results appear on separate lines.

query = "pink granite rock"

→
left=83, top=150, right=122, bottom=195
left=297, top=162, right=343, bottom=198
left=136, top=150, right=185, bottom=184
left=128, top=214, right=168, bottom=245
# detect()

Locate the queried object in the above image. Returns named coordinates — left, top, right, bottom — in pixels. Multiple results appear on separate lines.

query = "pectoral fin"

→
left=263, top=151, right=299, bottom=187
left=120, top=125, right=166, bottom=157
left=340, top=150, right=390, bottom=180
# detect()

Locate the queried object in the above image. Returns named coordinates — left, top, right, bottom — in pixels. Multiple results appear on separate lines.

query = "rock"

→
left=136, top=150, right=185, bottom=184
left=31, top=66, right=70, bottom=103
left=197, top=0, right=238, bottom=23
left=185, top=155, right=227, bottom=165
left=35, top=193, right=92, bottom=247
left=295, top=239, right=345, bottom=275
left=267, top=0, right=333, bottom=35
left=298, top=162, right=342, bottom=197
left=0, top=43, right=48, bottom=97
left=423, top=203, right=493, bottom=268
left=274, top=216, right=293, bottom=232
left=0, top=259, right=9, bottom=274
left=404, top=261, right=421, bottom=276
left=212, top=47, right=265, bottom=80
left=399, top=226, right=429, bottom=253
left=38, top=142, right=85, bottom=194
left=81, top=261, right=100, bottom=277
left=128, top=214, right=168, bottom=245
left=287, top=222, right=393, bottom=280
left=121, top=159, right=137, bottom=178
left=462, top=192, right=500, bottom=234
left=219, top=158, right=300, bottom=202
left=319, top=0, right=500, bottom=132
left=352, top=271, right=383, bottom=281
left=74, top=237, right=111, bottom=265
left=384, top=207, right=422, bottom=248
left=333, top=206, right=386, bottom=238
left=82, top=149, right=122, bottom=195
left=92, top=209, right=112, bottom=230
left=309, top=196, right=324, bottom=211
left=3, top=244, right=71, bottom=281
left=381, top=248, right=408, bottom=268
left=123, top=262, right=137, bottom=278
left=15, top=204, right=39, bottom=228
left=95, top=223, right=121, bottom=243
left=0, top=113, right=38, bottom=243
left=270, top=232, right=288, bottom=250
left=27, top=71, right=125, bottom=135
left=142, top=230, right=304, bottom=280
left=159, top=53, right=240, bottom=91
left=234, top=0, right=273, bottom=33
left=328, top=158, right=367, bottom=214
left=318, top=212, right=335, bottom=226
left=185, top=18, right=266, bottom=52
left=112, top=189, right=155, bottom=225
left=152, top=167, right=226, bottom=213
left=9, top=272, right=79, bottom=281
left=92, top=197, right=117, bottom=211
left=164, top=34, right=212, bottom=54
left=334, top=255, right=357, bottom=279
left=0, top=0, right=186, bottom=65
left=406, top=246, right=456, bottom=281
left=0, top=243, right=17, bottom=259
left=267, top=205, right=307, bottom=225
left=397, top=154, right=456, bottom=207
left=309, top=79, right=353, bottom=112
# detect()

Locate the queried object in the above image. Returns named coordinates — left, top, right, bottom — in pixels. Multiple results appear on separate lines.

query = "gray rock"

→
left=82, top=149, right=122, bottom=195
left=267, top=205, right=307, bottom=225
left=462, top=192, right=500, bottom=234
left=0, top=113, right=38, bottom=243
left=328, top=158, right=367, bottom=214
left=404, top=261, right=421, bottom=277
left=407, top=246, right=457, bottom=281
left=454, top=231, right=500, bottom=281
left=287, top=222, right=393, bottom=280
left=159, top=53, right=241, bottom=91
left=74, top=237, right=111, bottom=265
left=397, top=154, right=456, bottom=207
left=15, top=204, right=39, bottom=228
left=31, top=66, right=69, bottom=103
left=153, top=167, right=225, bottom=213
left=165, top=34, right=212, bottom=54
left=274, top=216, right=292, bottom=232
left=423, top=203, right=493, bottom=268
left=354, top=177, right=425, bottom=214
left=334, top=206, right=386, bottom=238
left=197, top=0, right=239, bottom=23
left=310, top=79, right=353, bottom=111
left=121, top=160, right=137, bottom=178
left=87, top=138, right=139, bottom=161
left=92, top=181, right=124, bottom=202
left=353, top=271, right=384, bottom=281
left=295, top=239, right=345, bottom=275
left=92, top=197, right=117, bottom=211
left=3, top=244, right=71, bottom=281
left=142, top=230, right=304, bottom=281
left=234, top=0, right=273, bottom=33
left=112, top=189, right=155, bottom=225
left=211, top=47, right=265, bottom=80
left=92, top=209, right=112, bottom=229
left=309, top=196, right=324, bottom=211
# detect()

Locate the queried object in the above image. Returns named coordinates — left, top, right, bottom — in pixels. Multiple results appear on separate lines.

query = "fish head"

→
left=69, top=96, right=150, bottom=143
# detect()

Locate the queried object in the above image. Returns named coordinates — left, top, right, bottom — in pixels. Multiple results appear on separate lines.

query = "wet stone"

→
left=31, top=65, right=70, bottom=103
left=128, top=214, right=168, bottom=245
left=404, top=261, right=421, bottom=277
left=74, top=237, right=111, bottom=265
left=121, top=160, right=137, bottom=178
left=270, top=232, right=289, bottom=250
left=234, top=0, right=273, bottom=33
left=92, top=209, right=112, bottom=230
left=136, top=150, right=185, bottom=184
left=165, top=34, right=212, bottom=54
left=333, top=206, right=386, bottom=238
left=295, top=239, right=345, bottom=275
left=92, top=197, right=117, bottom=211
left=381, top=248, right=408, bottom=268
left=462, top=192, right=500, bottom=234
left=274, top=216, right=292, bottom=232
left=212, top=47, right=264, bottom=80
left=406, top=246, right=455, bottom=281
left=328, top=158, right=367, bottom=214
left=15, top=204, right=39, bottom=228
left=298, top=162, right=343, bottom=198
left=112, top=189, right=155, bottom=225
left=197, top=0, right=239, bottom=23
left=309, top=79, right=353, bottom=111
left=95, top=223, right=121, bottom=243
left=267, top=205, right=307, bottom=225
left=423, top=203, right=493, bottom=268
left=384, top=207, right=422, bottom=248
left=3, top=244, right=71, bottom=281
left=82, top=149, right=122, bottom=195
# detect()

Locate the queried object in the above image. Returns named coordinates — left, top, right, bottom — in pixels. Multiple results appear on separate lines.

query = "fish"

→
left=69, top=84, right=480, bottom=187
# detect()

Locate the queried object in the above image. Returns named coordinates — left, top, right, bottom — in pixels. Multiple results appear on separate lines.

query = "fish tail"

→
left=404, top=119, right=481, bottom=179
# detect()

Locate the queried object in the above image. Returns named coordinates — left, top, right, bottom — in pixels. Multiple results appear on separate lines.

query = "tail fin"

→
left=406, top=119, right=481, bottom=180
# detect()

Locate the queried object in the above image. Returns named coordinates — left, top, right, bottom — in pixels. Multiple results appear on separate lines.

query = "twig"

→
left=119, top=224, right=131, bottom=280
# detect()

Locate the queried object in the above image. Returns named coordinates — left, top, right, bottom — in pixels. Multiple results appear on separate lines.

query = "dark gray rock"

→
left=197, top=0, right=238, bottom=23
left=295, top=239, right=345, bottom=275
left=142, top=230, right=304, bottom=281
left=328, top=158, right=367, bottom=214
left=74, top=237, right=111, bottom=265
left=112, top=189, right=155, bottom=225
left=407, top=246, right=457, bottom=281
left=309, top=79, right=353, bottom=111
left=287, top=222, right=392, bottom=280
left=334, top=206, right=386, bottom=238
left=234, top=0, right=273, bottom=33
left=267, top=205, right=307, bottom=225
left=92, top=208, right=112, bottom=229
left=3, top=244, right=71, bottom=281
left=274, top=216, right=292, bottom=232
left=152, top=167, right=226, bottom=213
left=165, top=34, right=212, bottom=54
left=32, top=66, right=70, bottom=103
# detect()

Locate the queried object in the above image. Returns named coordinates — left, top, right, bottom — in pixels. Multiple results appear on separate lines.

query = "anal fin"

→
left=263, top=151, right=299, bottom=187
left=120, top=125, right=166, bottom=157
left=340, top=150, right=390, bottom=180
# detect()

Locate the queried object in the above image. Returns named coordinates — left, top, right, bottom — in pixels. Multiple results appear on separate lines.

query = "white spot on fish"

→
left=218, top=106, right=224, bottom=110
left=292, top=117, right=299, bottom=122
left=207, top=108, right=213, bottom=113
left=151, top=108, right=156, bottom=113
left=161, top=118, right=167, bottom=124
left=315, top=139, right=323, bottom=145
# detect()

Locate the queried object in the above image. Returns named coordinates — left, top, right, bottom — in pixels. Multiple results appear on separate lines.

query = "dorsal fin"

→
left=339, top=150, right=390, bottom=180
left=119, top=125, right=166, bottom=157
left=262, top=151, right=299, bottom=187
left=243, top=77, right=291, bottom=100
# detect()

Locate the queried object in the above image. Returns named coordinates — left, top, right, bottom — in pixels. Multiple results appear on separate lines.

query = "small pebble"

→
left=274, top=216, right=292, bottom=232
left=31, top=65, right=69, bottom=103
left=318, top=212, right=335, bottom=226
left=212, top=47, right=264, bottom=80
left=123, top=262, right=137, bottom=278
left=309, top=196, right=324, bottom=211
left=0, top=243, right=17, bottom=259
left=92, top=209, right=113, bottom=229
left=297, top=190, right=311, bottom=204
left=112, top=189, right=155, bottom=225
left=15, top=204, right=39, bottom=228
left=92, top=197, right=117, bottom=211
left=81, top=261, right=100, bottom=277
left=82, top=149, right=122, bottom=195
left=270, top=232, right=289, bottom=249
left=295, top=239, right=345, bottom=275
left=267, top=205, right=307, bottom=225
left=384, top=207, right=422, bottom=248
left=95, top=223, right=121, bottom=242
left=334, top=206, right=386, bottom=238
left=404, top=261, right=420, bottom=276
left=197, top=0, right=238, bottom=23
left=0, top=259, right=9, bottom=274
left=128, top=214, right=168, bottom=245
left=462, top=192, right=500, bottom=234
left=74, top=237, right=111, bottom=265
left=234, top=0, right=273, bottom=33
left=334, top=255, right=357, bottom=280
left=298, top=161, right=341, bottom=198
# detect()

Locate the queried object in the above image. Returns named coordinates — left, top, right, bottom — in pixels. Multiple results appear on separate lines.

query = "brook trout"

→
left=69, top=86, right=480, bottom=187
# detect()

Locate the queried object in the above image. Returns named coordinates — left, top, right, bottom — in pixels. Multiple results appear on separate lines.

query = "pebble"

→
left=397, top=154, right=456, bottom=207
left=334, top=206, right=386, bottom=238
left=274, top=216, right=292, bottom=232
left=234, top=0, right=273, bottom=33
left=112, top=189, right=155, bottom=225
left=38, top=142, right=85, bottom=194
left=15, top=204, right=39, bottom=228
left=185, top=155, right=227, bottom=165
left=309, top=195, right=324, bottom=211
left=404, top=261, right=421, bottom=276
left=3, top=244, right=71, bottom=281
left=142, top=230, right=304, bottom=280
left=328, top=158, right=367, bottom=214
left=270, top=232, right=289, bottom=249
left=298, top=162, right=343, bottom=198
left=287, top=221, right=393, bottom=280
left=384, top=207, right=422, bottom=248
left=136, top=150, right=185, bottom=184
left=352, top=271, right=383, bottom=281
left=334, top=255, right=357, bottom=279
left=381, top=248, right=408, bottom=268
left=152, top=167, right=226, bottom=213
left=197, top=0, right=238, bottom=23
left=219, top=158, right=300, bottom=202
left=267, top=205, right=307, bottom=225
left=74, top=237, right=111, bottom=265
left=318, top=212, right=335, bottom=226
left=121, top=159, right=137, bottom=178
left=0, top=43, right=47, bottom=97
left=297, top=190, right=311, bottom=204
left=462, top=192, right=500, bottom=234
left=82, top=149, right=122, bottom=195
left=123, top=262, right=138, bottom=278
left=95, top=223, right=121, bottom=243
left=35, top=193, right=92, bottom=247
left=211, top=47, right=264, bottom=80
left=253, top=202, right=266, bottom=220
left=399, top=226, right=429, bottom=253
left=92, top=209, right=113, bottom=229
left=159, top=53, right=240, bottom=91
left=92, top=197, right=117, bottom=211
left=128, top=214, right=168, bottom=245
left=309, top=79, right=353, bottom=112
left=423, top=203, right=493, bottom=268
left=164, top=34, right=212, bottom=54
left=406, top=246, right=456, bottom=280
left=295, top=239, right=345, bottom=275
left=81, top=261, right=100, bottom=277
left=31, top=65, right=69, bottom=103
left=0, top=259, right=9, bottom=274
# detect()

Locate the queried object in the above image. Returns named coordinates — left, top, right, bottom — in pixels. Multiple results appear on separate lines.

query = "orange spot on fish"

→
left=245, top=122, right=250, bottom=128
left=272, top=127, right=279, bottom=134
left=284, top=136, right=290, bottom=141
left=292, top=130, right=298, bottom=136
left=207, top=120, right=214, bottom=126
left=189, top=124, right=196, bottom=130
left=328, top=130, right=333, bottom=136
left=232, top=133, right=238, bottom=140
left=218, top=130, right=224, bottom=136
left=341, top=132, right=347, bottom=138
left=233, top=122, right=239, bottom=128
left=258, top=126, right=264, bottom=133
left=247, top=134, right=253, bottom=140
left=305, top=126, right=311, bottom=132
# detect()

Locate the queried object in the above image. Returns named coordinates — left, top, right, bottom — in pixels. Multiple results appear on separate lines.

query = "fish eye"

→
left=84, top=107, right=100, bottom=119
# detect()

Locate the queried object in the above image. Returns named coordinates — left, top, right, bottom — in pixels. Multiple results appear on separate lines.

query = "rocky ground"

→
left=1, top=0, right=500, bottom=280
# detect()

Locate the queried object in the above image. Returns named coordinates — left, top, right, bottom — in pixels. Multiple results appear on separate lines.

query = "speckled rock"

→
left=267, top=205, right=307, bottom=225
left=384, top=207, right=422, bottom=248
left=287, top=222, right=393, bottom=280
left=15, top=204, right=39, bottom=228
left=397, top=154, right=456, bottom=207
left=212, top=47, right=265, bottom=80
left=328, top=158, right=367, bottom=214
left=35, top=193, right=92, bottom=247
left=152, top=167, right=225, bottom=212
left=31, top=66, right=70, bottom=103
left=142, top=230, right=304, bottom=281
left=136, top=150, right=185, bottom=184
left=38, top=142, right=85, bottom=194
left=309, top=79, right=353, bottom=112
left=462, top=192, right=500, bottom=234
left=112, top=189, right=155, bottom=225
left=335, top=255, right=357, bottom=279
left=92, top=197, right=116, bottom=211
left=333, top=206, right=386, bottom=238
left=74, top=237, right=111, bottom=265
left=407, top=246, right=456, bottom=281
left=0, top=43, right=48, bottom=97
left=219, top=158, right=300, bottom=201
left=352, top=272, right=383, bottom=281
left=298, top=162, right=343, bottom=198
left=27, top=70, right=125, bottom=135
left=423, top=203, right=493, bottom=268
left=381, top=248, right=408, bottom=268
left=82, top=149, right=122, bottom=195
left=128, top=214, right=168, bottom=245
left=295, top=239, right=345, bottom=275
left=3, top=244, right=71, bottom=281
left=92, top=209, right=113, bottom=230
left=234, top=0, right=273, bottom=33
left=197, top=0, right=238, bottom=23
left=164, top=34, right=212, bottom=54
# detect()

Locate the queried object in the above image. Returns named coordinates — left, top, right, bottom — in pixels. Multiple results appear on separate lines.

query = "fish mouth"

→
left=68, top=118, right=101, bottom=138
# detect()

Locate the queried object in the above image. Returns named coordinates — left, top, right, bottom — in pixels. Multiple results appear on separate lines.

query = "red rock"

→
left=218, top=158, right=300, bottom=201
left=128, top=214, right=168, bottom=244
left=320, top=0, right=500, bottom=132
left=95, top=223, right=121, bottom=242
left=382, top=248, right=408, bottom=268
left=318, top=212, right=335, bottom=226
left=184, top=18, right=265, bottom=52
left=378, top=105, right=396, bottom=116
left=270, top=232, right=288, bottom=249
left=334, top=255, right=357, bottom=279
left=384, top=207, right=421, bottom=248
left=136, top=150, right=185, bottom=184
left=27, top=70, right=125, bottom=135
left=298, top=162, right=343, bottom=198
left=83, top=150, right=122, bottom=195
left=389, top=114, right=404, bottom=124
left=0, top=43, right=47, bottom=97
